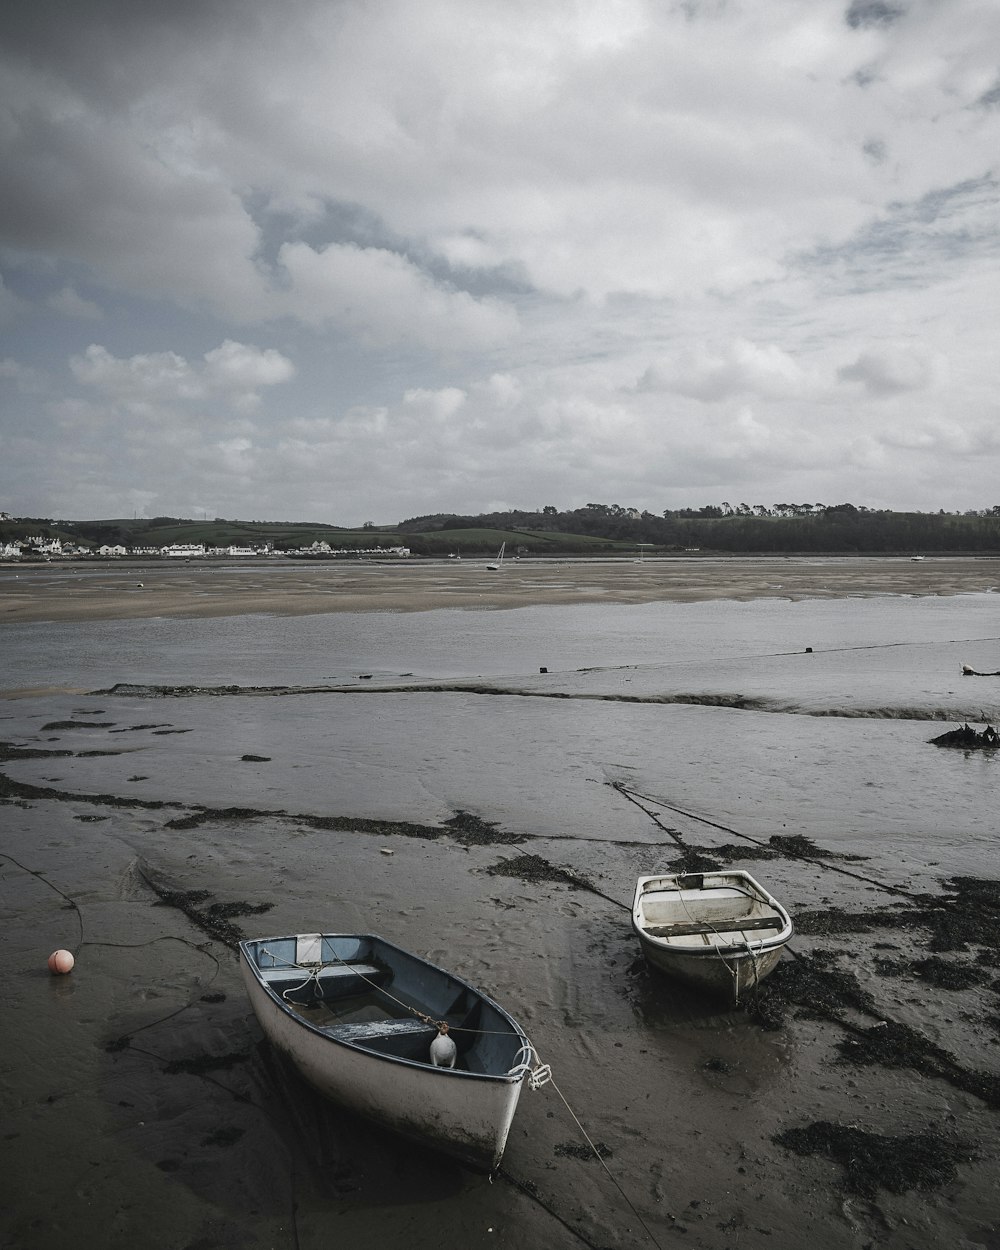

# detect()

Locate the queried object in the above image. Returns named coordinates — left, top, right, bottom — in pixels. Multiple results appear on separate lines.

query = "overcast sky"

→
left=2, top=0, right=999, bottom=525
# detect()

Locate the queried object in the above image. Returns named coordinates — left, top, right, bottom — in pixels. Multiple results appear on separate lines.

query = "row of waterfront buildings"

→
left=0, top=537, right=411, bottom=561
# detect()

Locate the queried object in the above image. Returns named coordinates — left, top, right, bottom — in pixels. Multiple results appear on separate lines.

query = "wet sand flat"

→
left=2, top=564, right=999, bottom=1250
left=2, top=554, right=1000, bottom=623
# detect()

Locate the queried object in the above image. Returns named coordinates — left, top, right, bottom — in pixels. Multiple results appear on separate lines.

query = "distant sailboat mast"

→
left=486, top=541, right=505, bottom=570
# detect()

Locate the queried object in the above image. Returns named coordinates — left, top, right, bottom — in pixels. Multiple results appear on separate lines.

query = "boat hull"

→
left=240, top=934, right=530, bottom=1172
left=634, top=931, right=786, bottom=1001
left=632, top=871, right=793, bottom=1006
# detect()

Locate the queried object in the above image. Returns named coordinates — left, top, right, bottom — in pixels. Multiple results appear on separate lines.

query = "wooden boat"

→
left=240, top=932, right=539, bottom=1172
left=632, top=871, right=793, bottom=1004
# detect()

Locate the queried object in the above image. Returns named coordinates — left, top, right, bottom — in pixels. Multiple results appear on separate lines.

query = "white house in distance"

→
left=0, top=530, right=411, bottom=561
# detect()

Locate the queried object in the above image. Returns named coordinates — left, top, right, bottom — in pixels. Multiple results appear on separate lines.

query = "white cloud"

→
left=203, top=340, right=296, bottom=411
left=48, top=286, right=102, bottom=321
left=69, top=341, right=294, bottom=413
left=276, top=242, right=518, bottom=349
left=402, top=387, right=467, bottom=421
left=638, top=340, right=810, bottom=402
left=0, top=357, right=44, bottom=392
left=70, top=344, right=202, bottom=405
left=837, top=347, right=933, bottom=396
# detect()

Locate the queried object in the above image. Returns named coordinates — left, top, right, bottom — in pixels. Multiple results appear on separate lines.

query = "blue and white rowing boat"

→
left=240, top=932, right=542, bottom=1171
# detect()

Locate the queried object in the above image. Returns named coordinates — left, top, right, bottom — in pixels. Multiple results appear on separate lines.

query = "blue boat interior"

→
left=246, top=934, right=525, bottom=1075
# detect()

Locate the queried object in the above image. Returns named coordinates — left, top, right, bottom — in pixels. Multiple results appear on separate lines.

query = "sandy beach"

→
left=3, top=553, right=1000, bottom=623
left=2, top=557, right=999, bottom=1250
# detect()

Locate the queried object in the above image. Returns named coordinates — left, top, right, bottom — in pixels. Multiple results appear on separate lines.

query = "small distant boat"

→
left=240, top=932, right=541, bottom=1171
left=486, top=541, right=505, bottom=570
left=910, top=555, right=925, bottom=562
left=632, top=871, right=793, bottom=1004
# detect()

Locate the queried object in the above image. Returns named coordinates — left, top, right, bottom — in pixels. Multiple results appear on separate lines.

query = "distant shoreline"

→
left=2, top=554, right=998, bottom=625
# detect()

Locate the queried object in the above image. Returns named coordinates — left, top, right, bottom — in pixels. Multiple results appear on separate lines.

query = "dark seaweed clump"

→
left=665, top=833, right=867, bottom=873
left=744, top=953, right=877, bottom=1030
left=163, top=1051, right=249, bottom=1076
left=486, top=853, right=589, bottom=888
left=667, top=848, right=724, bottom=874
left=554, top=1141, right=612, bottom=1160
left=767, top=834, right=868, bottom=861
left=925, top=877, right=1000, bottom=953
left=838, top=1020, right=954, bottom=1073
left=912, top=956, right=989, bottom=990
left=774, top=1122, right=969, bottom=1197
left=442, top=810, right=523, bottom=846
left=793, top=905, right=914, bottom=938
left=144, top=877, right=273, bottom=947
left=794, top=877, right=1000, bottom=955
left=837, top=1021, right=1000, bottom=1108
left=930, top=723, right=1000, bottom=749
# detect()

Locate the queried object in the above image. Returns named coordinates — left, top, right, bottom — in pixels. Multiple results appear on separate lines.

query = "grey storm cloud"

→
left=2, top=0, right=1000, bottom=522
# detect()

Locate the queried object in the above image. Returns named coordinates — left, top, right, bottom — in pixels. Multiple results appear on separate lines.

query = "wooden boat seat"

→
left=324, top=1017, right=435, bottom=1043
left=644, top=916, right=781, bottom=938
left=259, top=961, right=383, bottom=985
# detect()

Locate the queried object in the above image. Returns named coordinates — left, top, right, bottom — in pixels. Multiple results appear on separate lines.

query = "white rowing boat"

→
left=240, top=932, right=543, bottom=1171
left=632, top=871, right=793, bottom=1004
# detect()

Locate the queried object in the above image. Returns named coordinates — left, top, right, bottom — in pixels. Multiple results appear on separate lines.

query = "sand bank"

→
left=2, top=554, right=999, bottom=623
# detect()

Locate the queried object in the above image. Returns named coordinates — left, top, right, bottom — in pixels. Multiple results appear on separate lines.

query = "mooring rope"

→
left=611, top=781, right=928, bottom=902
left=0, top=852, right=85, bottom=951
left=258, top=948, right=669, bottom=1240
left=543, top=1071, right=665, bottom=1250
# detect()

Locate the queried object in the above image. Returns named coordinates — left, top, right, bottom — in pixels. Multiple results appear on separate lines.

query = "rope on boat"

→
left=259, top=947, right=541, bottom=1044
left=670, top=877, right=765, bottom=1006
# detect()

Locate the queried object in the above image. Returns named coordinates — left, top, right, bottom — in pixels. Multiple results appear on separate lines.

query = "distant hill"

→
left=3, top=503, right=1000, bottom=556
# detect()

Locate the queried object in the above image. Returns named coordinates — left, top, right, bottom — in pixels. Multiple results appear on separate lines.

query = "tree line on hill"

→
left=397, top=502, right=1000, bottom=554
left=4, top=502, right=1000, bottom=555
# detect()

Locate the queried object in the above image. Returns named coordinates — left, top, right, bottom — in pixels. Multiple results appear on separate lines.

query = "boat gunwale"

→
left=239, top=931, right=529, bottom=1085
left=631, top=870, right=794, bottom=958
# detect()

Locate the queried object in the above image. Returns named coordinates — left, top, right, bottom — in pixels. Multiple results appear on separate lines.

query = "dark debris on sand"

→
left=554, top=1141, right=612, bottom=1160
left=744, top=953, right=877, bottom=1031
left=929, top=877, right=1000, bottom=952
left=774, top=1121, right=970, bottom=1198
left=165, top=805, right=525, bottom=846
left=486, top=853, right=590, bottom=889
left=930, top=722, right=1000, bottom=749
left=141, top=872, right=273, bottom=948
left=665, top=834, right=868, bottom=873
left=837, top=1021, right=1000, bottom=1108
left=911, top=955, right=991, bottom=990
left=794, top=876, right=1000, bottom=954
left=441, top=810, right=524, bottom=846
left=163, top=1051, right=250, bottom=1076
left=747, top=866, right=1000, bottom=1084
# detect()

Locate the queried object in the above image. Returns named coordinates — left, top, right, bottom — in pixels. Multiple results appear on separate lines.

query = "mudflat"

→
left=3, top=554, right=999, bottom=622
left=2, top=565, right=999, bottom=1250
